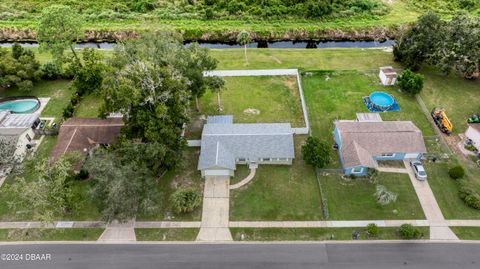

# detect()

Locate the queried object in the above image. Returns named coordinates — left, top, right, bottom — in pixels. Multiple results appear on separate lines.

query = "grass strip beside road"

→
left=135, top=228, right=199, bottom=241
left=231, top=227, right=429, bottom=241
left=0, top=228, right=104, bottom=241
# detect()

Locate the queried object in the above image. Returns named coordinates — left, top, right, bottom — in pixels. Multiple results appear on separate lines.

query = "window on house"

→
left=238, top=158, right=246, bottom=162
left=278, top=158, right=287, bottom=161
left=352, top=167, right=363, bottom=174
left=381, top=153, right=396, bottom=157
left=262, top=158, right=271, bottom=162
left=25, top=134, right=32, bottom=142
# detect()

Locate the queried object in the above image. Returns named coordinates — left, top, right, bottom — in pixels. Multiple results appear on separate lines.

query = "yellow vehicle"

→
left=431, top=108, right=453, bottom=135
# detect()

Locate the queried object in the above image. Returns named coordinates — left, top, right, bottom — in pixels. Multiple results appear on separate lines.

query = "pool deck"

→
left=36, top=97, right=50, bottom=115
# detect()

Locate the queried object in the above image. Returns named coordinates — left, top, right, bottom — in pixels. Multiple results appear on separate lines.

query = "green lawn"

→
left=322, top=172, right=425, bottom=220
left=303, top=70, right=434, bottom=138
left=450, top=227, right=480, bottom=240
left=137, top=148, right=203, bottom=221
left=135, top=228, right=199, bottom=241
left=0, top=228, right=104, bottom=241
left=231, top=226, right=429, bottom=241
left=198, top=76, right=304, bottom=127
left=426, top=161, right=480, bottom=219
left=419, top=67, right=480, bottom=134
left=212, top=48, right=399, bottom=71
left=74, top=93, right=103, bottom=118
left=230, top=136, right=323, bottom=221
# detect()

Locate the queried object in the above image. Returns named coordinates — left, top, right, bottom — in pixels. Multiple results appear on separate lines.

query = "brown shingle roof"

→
left=50, top=118, right=123, bottom=164
left=335, top=121, right=427, bottom=168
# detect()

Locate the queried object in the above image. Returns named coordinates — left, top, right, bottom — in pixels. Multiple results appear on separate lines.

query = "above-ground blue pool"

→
left=0, top=98, right=40, bottom=113
left=363, top=92, right=400, bottom=112
left=369, top=92, right=395, bottom=110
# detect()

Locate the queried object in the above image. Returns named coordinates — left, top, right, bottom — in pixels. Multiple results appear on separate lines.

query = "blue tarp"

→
left=363, top=96, right=400, bottom=112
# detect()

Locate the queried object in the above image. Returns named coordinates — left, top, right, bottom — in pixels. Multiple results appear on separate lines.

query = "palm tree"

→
left=236, top=30, right=252, bottom=65
left=208, top=76, right=225, bottom=112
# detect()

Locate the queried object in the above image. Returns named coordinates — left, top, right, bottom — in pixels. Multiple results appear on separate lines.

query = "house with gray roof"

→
left=0, top=110, right=40, bottom=162
left=198, top=116, right=294, bottom=177
left=334, top=120, right=427, bottom=176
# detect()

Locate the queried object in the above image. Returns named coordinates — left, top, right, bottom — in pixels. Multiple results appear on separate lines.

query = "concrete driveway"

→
left=196, top=176, right=232, bottom=241
left=403, top=160, right=458, bottom=240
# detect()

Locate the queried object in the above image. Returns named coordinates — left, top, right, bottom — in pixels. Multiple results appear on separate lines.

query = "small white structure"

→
left=379, top=66, right=397, bottom=86
left=466, top=123, right=480, bottom=149
left=0, top=110, right=39, bottom=162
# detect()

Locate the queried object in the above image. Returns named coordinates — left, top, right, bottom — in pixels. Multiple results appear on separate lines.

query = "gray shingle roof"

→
left=198, top=119, right=294, bottom=171
left=207, top=115, right=233, bottom=124
left=335, top=121, right=427, bottom=168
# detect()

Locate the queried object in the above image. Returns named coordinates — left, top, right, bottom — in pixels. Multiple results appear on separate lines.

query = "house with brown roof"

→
left=50, top=118, right=123, bottom=168
left=333, top=120, right=427, bottom=176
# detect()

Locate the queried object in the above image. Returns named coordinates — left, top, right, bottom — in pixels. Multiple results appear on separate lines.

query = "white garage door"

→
left=404, top=153, right=420, bottom=159
left=204, top=169, right=231, bottom=176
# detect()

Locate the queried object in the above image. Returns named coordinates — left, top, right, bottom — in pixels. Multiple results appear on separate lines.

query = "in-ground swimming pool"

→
left=369, top=92, right=395, bottom=110
left=0, top=98, right=40, bottom=113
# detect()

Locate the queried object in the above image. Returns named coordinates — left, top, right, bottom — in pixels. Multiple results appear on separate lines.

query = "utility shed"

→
left=379, top=66, right=397, bottom=86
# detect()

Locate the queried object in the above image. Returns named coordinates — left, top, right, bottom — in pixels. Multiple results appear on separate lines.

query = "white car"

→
left=410, top=160, right=427, bottom=181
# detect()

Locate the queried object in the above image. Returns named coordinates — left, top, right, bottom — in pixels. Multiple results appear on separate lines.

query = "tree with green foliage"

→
left=397, top=69, right=424, bottom=95
left=85, top=147, right=158, bottom=222
left=0, top=44, right=41, bottom=92
left=37, top=4, right=83, bottom=65
left=170, top=187, right=202, bottom=214
left=374, top=185, right=397, bottom=206
left=177, top=42, right=222, bottom=111
left=7, top=155, right=80, bottom=223
left=302, top=136, right=331, bottom=168
left=71, top=48, right=105, bottom=96
left=430, top=14, right=480, bottom=78
left=101, top=32, right=219, bottom=170
left=393, top=12, right=444, bottom=71
left=394, top=12, right=479, bottom=79
left=237, top=30, right=252, bottom=65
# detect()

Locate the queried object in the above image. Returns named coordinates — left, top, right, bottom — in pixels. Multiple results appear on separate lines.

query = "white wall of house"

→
left=13, top=128, right=34, bottom=162
left=466, top=126, right=480, bottom=148
left=202, top=169, right=234, bottom=177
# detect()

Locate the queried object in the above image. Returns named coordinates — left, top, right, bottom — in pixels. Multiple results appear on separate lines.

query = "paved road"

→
left=1, top=243, right=480, bottom=269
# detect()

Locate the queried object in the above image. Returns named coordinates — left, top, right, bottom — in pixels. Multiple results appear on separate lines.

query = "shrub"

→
left=397, top=69, right=424, bottom=95
left=399, top=224, right=420, bottom=239
left=170, top=188, right=202, bottom=214
left=41, top=62, right=62, bottom=80
left=62, top=103, right=75, bottom=119
left=302, top=136, right=331, bottom=168
left=16, top=80, right=33, bottom=92
left=366, top=223, right=379, bottom=237
left=449, top=166, right=465, bottom=179
left=459, top=186, right=480, bottom=210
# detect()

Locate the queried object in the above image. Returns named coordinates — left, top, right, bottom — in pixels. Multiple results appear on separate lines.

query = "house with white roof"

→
left=0, top=110, right=40, bottom=162
left=466, top=123, right=480, bottom=150
left=198, top=115, right=294, bottom=177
